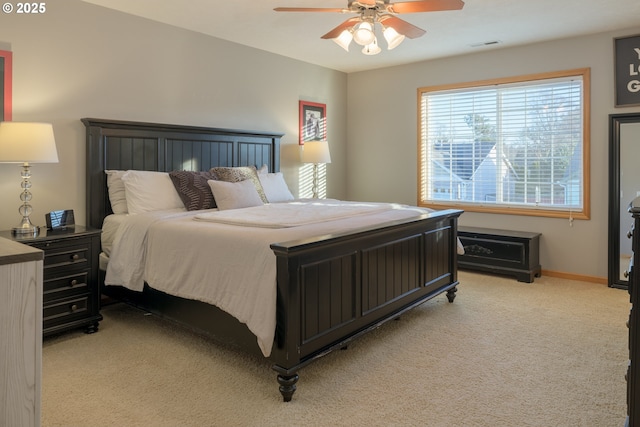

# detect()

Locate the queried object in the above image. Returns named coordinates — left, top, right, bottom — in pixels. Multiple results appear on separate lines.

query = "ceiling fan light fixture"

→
left=383, top=26, right=405, bottom=50
left=353, top=21, right=375, bottom=46
left=362, top=37, right=381, bottom=55
left=275, top=0, right=465, bottom=56
left=333, top=29, right=353, bottom=51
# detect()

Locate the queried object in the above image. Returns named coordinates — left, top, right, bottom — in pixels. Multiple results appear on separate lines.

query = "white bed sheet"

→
left=105, top=200, right=462, bottom=357
left=101, top=213, right=128, bottom=257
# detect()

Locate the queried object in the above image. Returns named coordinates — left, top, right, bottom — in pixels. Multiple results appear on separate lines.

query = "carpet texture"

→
left=41, top=271, right=629, bottom=426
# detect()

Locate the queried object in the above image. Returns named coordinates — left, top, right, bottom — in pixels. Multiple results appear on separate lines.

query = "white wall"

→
left=0, top=0, right=348, bottom=230
left=346, top=29, right=640, bottom=280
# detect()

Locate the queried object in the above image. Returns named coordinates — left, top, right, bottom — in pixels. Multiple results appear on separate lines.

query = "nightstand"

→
left=0, top=226, right=103, bottom=337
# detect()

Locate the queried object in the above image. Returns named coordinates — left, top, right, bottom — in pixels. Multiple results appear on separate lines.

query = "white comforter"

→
left=105, top=200, right=458, bottom=357
left=193, top=200, right=394, bottom=228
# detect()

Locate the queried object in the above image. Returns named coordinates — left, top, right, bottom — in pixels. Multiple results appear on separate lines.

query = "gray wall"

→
left=0, top=0, right=348, bottom=230
left=346, top=29, right=640, bottom=280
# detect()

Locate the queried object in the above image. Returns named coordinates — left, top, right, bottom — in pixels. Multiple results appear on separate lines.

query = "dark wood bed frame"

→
left=83, top=118, right=463, bottom=402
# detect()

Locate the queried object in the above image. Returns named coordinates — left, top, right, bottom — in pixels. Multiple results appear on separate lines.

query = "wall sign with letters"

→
left=615, top=34, right=640, bottom=107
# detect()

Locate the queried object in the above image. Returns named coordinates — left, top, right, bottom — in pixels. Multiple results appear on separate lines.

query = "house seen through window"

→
left=418, top=68, right=590, bottom=219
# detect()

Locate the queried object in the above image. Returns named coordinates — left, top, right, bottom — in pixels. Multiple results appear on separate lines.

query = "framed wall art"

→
left=0, top=50, right=12, bottom=121
left=614, top=34, right=640, bottom=107
left=299, top=100, right=326, bottom=145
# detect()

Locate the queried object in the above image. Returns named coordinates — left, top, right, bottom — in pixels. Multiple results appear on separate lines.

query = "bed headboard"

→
left=83, top=118, right=283, bottom=229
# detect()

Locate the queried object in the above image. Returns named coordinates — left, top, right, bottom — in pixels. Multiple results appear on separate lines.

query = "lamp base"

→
left=12, top=217, right=40, bottom=237
left=312, top=163, right=319, bottom=199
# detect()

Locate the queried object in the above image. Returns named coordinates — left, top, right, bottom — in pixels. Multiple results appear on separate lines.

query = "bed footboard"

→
left=269, top=208, right=462, bottom=401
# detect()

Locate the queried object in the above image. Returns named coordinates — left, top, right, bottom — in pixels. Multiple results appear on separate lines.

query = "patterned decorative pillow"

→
left=209, top=166, right=268, bottom=203
left=169, top=171, right=218, bottom=211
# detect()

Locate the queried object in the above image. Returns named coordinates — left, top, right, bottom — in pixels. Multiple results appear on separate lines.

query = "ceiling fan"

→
left=274, top=0, right=465, bottom=55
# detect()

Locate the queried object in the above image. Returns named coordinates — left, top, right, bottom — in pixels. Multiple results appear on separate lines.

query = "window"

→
left=418, top=69, right=590, bottom=219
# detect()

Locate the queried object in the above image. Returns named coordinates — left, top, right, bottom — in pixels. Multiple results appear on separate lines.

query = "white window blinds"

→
left=419, top=70, right=587, bottom=217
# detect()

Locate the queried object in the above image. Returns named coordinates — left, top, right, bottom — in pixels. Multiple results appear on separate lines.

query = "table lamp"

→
left=0, top=122, right=58, bottom=236
left=301, top=140, right=331, bottom=198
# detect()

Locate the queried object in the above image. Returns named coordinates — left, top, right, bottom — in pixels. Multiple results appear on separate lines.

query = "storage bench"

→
left=457, top=226, right=542, bottom=283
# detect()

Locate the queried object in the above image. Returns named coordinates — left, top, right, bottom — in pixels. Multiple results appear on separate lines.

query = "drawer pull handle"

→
left=71, top=254, right=80, bottom=261
left=70, top=279, right=78, bottom=287
left=70, top=304, right=78, bottom=312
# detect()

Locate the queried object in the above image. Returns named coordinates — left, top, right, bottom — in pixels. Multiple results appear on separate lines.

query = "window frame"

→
left=417, top=68, right=591, bottom=220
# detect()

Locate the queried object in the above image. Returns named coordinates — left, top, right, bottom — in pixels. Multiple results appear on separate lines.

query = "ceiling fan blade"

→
left=378, top=15, right=426, bottom=39
left=321, top=17, right=361, bottom=39
left=358, top=0, right=377, bottom=5
left=274, top=7, right=347, bottom=13
left=387, top=0, right=464, bottom=14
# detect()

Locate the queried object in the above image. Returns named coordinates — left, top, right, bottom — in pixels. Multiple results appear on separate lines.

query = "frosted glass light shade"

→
left=333, top=30, right=353, bottom=51
left=362, top=38, right=381, bottom=55
left=0, top=122, right=58, bottom=163
left=353, top=21, right=375, bottom=46
left=383, top=26, right=405, bottom=50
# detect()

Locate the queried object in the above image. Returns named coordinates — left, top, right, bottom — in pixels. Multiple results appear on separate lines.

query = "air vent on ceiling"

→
left=470, top=40, right=502, bottom=48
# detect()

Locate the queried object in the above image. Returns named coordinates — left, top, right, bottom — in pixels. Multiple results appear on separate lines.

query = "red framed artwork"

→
left=299, top=100, right=326, bottom=145
left=1, top=50, right=12, bottom=121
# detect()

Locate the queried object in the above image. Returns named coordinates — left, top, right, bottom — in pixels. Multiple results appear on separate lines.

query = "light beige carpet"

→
left=42, top=271, right=629, bottom=427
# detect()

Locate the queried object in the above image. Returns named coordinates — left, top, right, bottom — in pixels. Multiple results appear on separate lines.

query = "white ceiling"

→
left=81, top=0, right=640, bottom=73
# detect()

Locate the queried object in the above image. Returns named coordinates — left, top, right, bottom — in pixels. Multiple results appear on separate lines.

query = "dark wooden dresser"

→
left=0, top=226, right=102, bottom=337
left=628, top=198, right=640, bottom=426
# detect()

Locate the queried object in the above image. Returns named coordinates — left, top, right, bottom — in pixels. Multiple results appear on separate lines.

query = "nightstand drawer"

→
left=44, top=271, right=89, bottom=302
left=0, top=226, right=102, bottom=336
left=33, top=242, right=91, bottom=276
left=43, top=296, right=90, bottom=328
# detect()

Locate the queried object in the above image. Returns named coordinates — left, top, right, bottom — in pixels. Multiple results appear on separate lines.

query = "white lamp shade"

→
left=0, top=122, right=59, bottom=163
left=301, top=141, right=332, bottom=164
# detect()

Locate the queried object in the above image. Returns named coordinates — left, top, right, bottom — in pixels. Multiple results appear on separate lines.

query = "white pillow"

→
left=258, top=172, right=294, bottom=203
left=121, top=170, right=185, bottom=214
left=105, top=170, right=128, bottom=214
left=207, top=179, right=264, bottom=210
